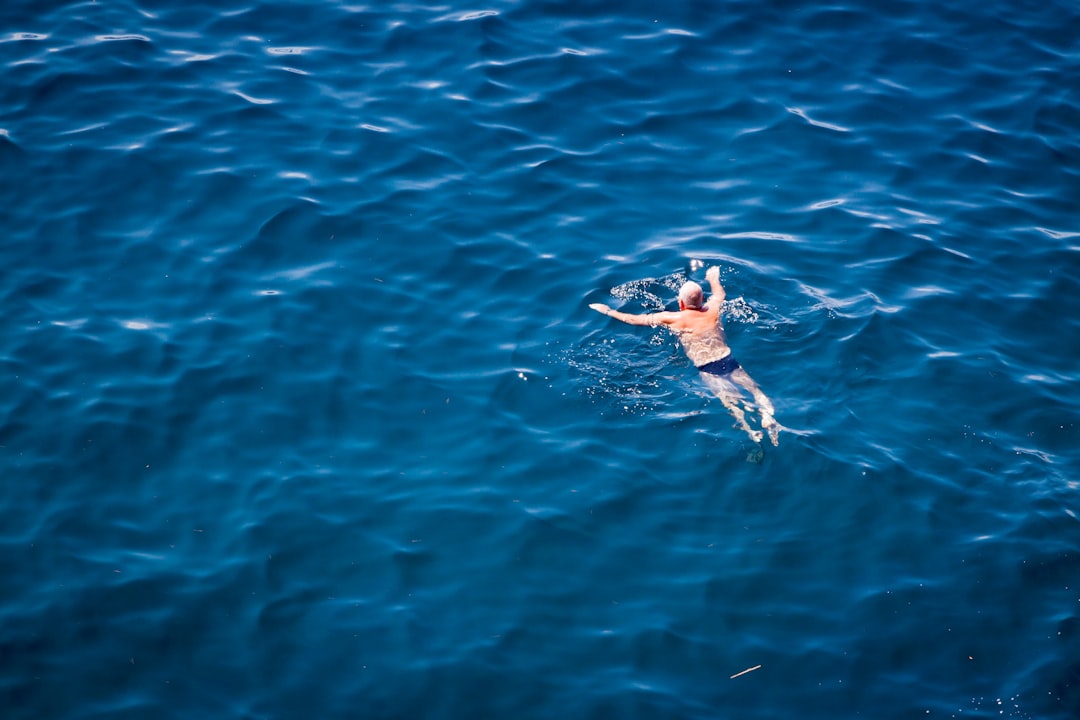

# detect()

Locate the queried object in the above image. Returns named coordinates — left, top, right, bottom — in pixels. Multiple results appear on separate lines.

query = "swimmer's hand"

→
left=704, top=266, right=725, bottom=305
left=589, top=303, right=611, bottom=315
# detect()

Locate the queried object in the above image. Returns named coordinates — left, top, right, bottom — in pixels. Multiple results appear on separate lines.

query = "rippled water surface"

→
left=2, top=1, right=1079, bottom=718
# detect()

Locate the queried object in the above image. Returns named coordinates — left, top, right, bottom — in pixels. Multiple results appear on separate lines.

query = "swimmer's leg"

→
left=729, top=368, right=780, bottom=446
left=725, top=399, right=762, bottom=444
left=701, top=372, right=763, bottom=444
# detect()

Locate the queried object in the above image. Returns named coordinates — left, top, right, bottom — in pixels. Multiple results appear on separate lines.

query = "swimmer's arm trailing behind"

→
left=589, top=303, right=675, bottom=328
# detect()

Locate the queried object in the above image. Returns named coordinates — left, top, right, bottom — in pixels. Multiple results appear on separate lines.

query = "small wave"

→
left=95, top=34, right=152, bottom=43
left=434, top=9, right=500, bottom=22
left=266, top=46, right=314, bottom=55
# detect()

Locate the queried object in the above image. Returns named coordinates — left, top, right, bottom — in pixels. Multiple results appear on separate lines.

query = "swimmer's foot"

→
left=737, top=424, right=764, bottom=444
left=745, top=444, right=764, bottom=464
left=761, top=415, right=781, bottom=447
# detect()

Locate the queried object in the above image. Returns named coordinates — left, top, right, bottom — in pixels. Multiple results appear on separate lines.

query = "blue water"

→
left=2, top=1, right=1079, bottom=717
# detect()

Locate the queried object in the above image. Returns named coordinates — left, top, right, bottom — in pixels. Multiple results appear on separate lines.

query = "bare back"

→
left=655, top=303, right=732, bottom=367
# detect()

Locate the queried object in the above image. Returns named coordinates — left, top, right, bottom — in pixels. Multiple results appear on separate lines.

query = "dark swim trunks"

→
left=697, top=355, right=740, bottom=376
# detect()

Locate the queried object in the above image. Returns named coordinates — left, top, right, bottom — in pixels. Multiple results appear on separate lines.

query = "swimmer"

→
left=590, top=266, right=780, bottom=446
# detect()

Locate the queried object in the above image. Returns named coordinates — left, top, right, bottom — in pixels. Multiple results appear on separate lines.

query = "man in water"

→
left=590, top=266, right=780, bottom=446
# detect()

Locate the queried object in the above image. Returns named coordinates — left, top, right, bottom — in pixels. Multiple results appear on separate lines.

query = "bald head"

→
left=678, top=281, right=704, bottom=309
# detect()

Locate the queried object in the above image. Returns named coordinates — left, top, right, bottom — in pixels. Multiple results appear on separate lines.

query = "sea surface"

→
left=2, top=1, right=1079, bottom=718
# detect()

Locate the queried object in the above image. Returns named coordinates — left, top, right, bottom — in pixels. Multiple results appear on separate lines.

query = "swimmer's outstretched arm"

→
left=589, top=304, right=674, bottom=327
left=704, top=266, right=725, bottom=308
